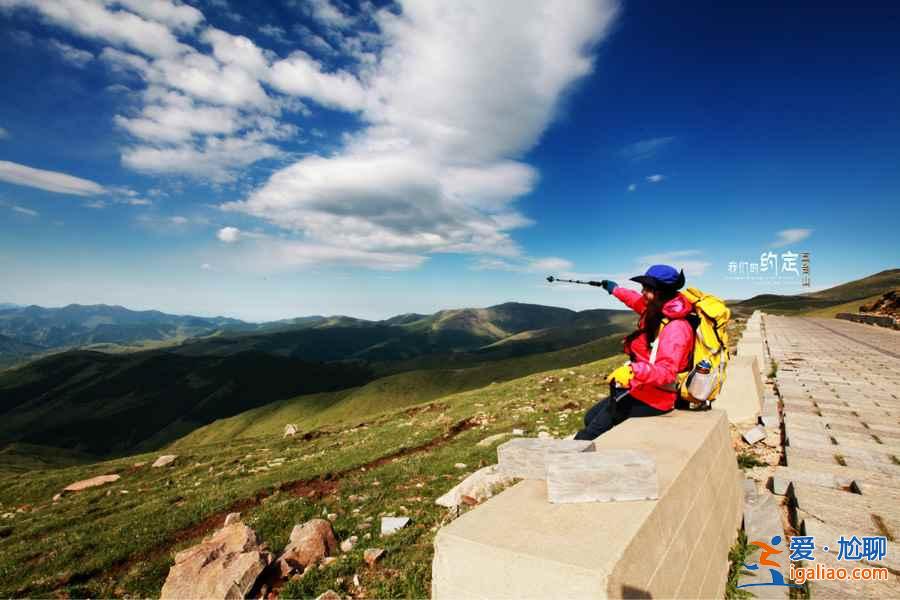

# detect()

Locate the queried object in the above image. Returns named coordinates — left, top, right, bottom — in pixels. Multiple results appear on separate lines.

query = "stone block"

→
left=743, top=425, right=767, bottom=445
left=496, top=438, right=593, bottom=480
left=432, top=410, right=741, bottom=599
left=545, top=450, right=658, bottom=504
left=716, top=355, right=764, bottom=424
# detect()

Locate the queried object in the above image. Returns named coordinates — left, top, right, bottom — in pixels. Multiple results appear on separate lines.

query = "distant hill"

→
left=731, top=268, right=900, bottom=316
left=0, top=302, right=635, bottom=456
left=0, top=304, right=251, bottom=365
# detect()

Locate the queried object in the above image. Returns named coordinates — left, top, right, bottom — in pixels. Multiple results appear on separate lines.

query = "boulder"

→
left=434, top=464, right=516, bottom=508
left=274, top=519, right=338, bottom=577
left=63, top=474, right=120, bottom=492
left=284, top=424, right=298, bottom=438
left=152, top=455, right=178, bottom=468
left=224, top=512, right=241, bottom=526
left=159, top=522, right=272, bottom=600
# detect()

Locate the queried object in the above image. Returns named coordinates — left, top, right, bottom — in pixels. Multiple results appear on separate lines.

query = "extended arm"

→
left=612, top=285, right=647, bottom=314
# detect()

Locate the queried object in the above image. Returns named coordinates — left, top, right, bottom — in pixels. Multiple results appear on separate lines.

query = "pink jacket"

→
left=612, top=286, right=695, bottom=411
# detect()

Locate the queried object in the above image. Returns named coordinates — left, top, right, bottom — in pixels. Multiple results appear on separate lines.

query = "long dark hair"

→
left=624, top=287, right=678, bottom=348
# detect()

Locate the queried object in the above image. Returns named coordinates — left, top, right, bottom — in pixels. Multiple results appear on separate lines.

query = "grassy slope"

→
left=0, top=353, right=625, bottom=599
left=801, top=291, right=892, bottom=318
left=171, top=334, right=626, bottom=449
left=732, top=268, right=900, bottom=316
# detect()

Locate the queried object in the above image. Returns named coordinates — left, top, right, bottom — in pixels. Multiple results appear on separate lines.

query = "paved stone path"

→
left=764, top=315, right=900, bottom=597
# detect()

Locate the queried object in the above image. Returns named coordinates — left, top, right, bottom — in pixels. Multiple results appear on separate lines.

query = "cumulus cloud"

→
left=621, top=136, right=675, bottom=161
left=225, top=0, right=619, bottom=270
left=217, top=226, right=241, bottom=243
left=770, top=228, right=813, bottom=248
left=0, top=160, right=106, bottom=195
left=646, top=174, right=665, bottom=183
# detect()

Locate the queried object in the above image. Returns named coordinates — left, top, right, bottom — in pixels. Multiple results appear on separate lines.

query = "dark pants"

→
left=574, top=389, right=671, bottom=440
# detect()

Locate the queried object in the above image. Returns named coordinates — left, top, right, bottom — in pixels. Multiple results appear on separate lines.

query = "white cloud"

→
left=627, top=183, right=636, bottom=192
left=528, top=257, right=573, bottom=273
left=621, top=136, right=675, bottom=161
left=11, top=205, right=39, bottom=217
left=258, top=24, right=287, bottom=43
left=646, top=174, right=665, bottom=183
left=268, top=51, right=368, bottom=111
left=0, top=160, right=106, bottom=195
left=200, top=262, right=213, bottom=270
left=635, top=249, right=711, bottom=277
left=112, top=0, right=204, bottom=32
left=3, top=0, right=191, bottom=58
left=217, top=226, right=241, bottom=243
left=234, top=238, right=427, bottom=272
left=169, top=215, right=188, bottom=225
left=226, top=0, right=619, bottom=270
left=121, top=134, right=281, bottom=181
left=48, top=39, right=94, bottom=67
left=771, top=228, right=813, bottom=248
left=305, top=0, right=354, bottom=29
left=114, top=89, right=241, bottom=142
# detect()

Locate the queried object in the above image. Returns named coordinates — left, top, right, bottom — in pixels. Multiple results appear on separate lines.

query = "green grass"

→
left=800, top=291, right=893, bottom=318
left=0, top=353, right=624, bottom=598
left=737, top=452, right=767, bottom=470
left=170, top=334, right=626, bottom=449
left=725, top=529, right=753, bottom=599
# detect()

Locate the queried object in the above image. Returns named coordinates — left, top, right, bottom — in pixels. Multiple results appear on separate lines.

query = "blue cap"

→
left=630, top=264, right=685, bottom=290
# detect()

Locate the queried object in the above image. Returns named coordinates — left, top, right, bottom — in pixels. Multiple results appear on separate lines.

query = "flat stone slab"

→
left=63, top=474, right=121, bottom=492
left=152, top=454, right=178, bottom=468
left=545, top=450, right=658, bottom=504
left=380, top=516, right=410, bottom=536
left=497, top=438, right=594, bottom=480
left=742, top=425, right=767, bottom=445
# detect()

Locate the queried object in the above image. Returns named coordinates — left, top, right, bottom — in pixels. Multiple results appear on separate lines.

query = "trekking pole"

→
left=546, top=275, right=605, bottom=287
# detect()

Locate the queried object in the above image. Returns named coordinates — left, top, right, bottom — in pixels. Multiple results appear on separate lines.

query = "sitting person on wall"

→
left=575, top=264, right=695, bottom=440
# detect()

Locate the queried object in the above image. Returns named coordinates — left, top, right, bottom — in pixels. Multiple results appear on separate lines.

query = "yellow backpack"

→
left=651, top=287, right=731, bottom=407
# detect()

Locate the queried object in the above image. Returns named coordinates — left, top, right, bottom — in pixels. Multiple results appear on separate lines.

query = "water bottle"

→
left=687, top=359, right=716, bottom=401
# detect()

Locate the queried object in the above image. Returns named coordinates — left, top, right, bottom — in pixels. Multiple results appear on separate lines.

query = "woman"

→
left=575, top=264, right=695, bottom=440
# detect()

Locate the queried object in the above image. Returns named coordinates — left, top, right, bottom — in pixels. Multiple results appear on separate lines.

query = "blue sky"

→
left=1, top=0, right=898, bottom=321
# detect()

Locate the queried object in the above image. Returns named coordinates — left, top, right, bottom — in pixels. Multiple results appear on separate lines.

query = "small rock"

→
left=454, top=463, right=467, bottom=469
left=340, top=538, right=355, bottom=552
left=364, top=547, right=385, bottom=567
left=315, top=591, right=342, bottom=600
left=380, top=516, right=410, bottom=537
left=321, top=556, right=338, bottom=566
left=363, top=533, right=371, bottom=540
left=224, top=512, right=241, bottom=526
left=512, top=428, right=524, bottom=435
left=537, top=431, right=551, bottom=439
left=152, top=455, right=178, bottom=468
left=284, top=424, right=298, bottom=437
left=133, top=461, right=147, bottom=468
left=742, top=425, right=766, bottom=445
left=353, top=574, right=361, bottom=588
left=52, top=493, right=62, bottom=502
left=327, top=513, right=337, bottom=521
